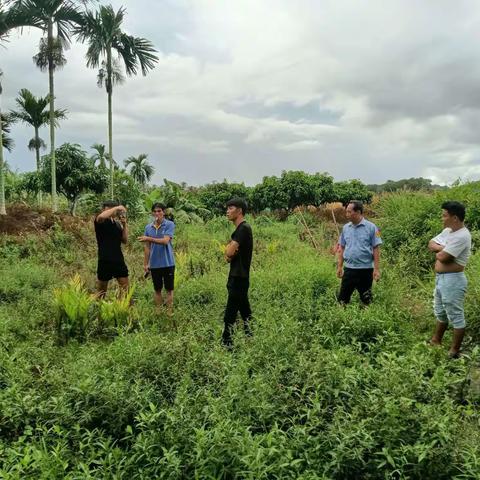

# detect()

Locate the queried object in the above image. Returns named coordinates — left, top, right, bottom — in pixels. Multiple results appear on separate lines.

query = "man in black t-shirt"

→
left=94, top=200, right=129, bottom=298
left=222, top=197, right=253, bottom=347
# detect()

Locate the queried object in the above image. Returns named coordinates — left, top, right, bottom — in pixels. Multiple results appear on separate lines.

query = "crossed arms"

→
left=428, top=239, right=454, bottom=264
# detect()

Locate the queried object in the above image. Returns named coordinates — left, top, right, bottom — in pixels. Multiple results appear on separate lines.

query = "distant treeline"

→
left=367, top=177, right=447, bottom=193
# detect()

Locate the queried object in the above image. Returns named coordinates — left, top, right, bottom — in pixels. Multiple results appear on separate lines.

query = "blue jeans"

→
left=433, top=272, right=467, bottom=329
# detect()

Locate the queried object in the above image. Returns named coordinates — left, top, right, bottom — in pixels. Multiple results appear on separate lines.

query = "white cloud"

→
left=3, top=0, right=480, bottom=185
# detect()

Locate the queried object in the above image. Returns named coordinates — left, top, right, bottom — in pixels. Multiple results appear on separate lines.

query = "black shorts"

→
left=97, top=260, right=129, bottom=282
left=151, top=266, right=175, bottom=292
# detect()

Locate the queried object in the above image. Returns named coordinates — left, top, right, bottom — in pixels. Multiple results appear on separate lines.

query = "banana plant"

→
left=143, top=179, right=211, bottom=223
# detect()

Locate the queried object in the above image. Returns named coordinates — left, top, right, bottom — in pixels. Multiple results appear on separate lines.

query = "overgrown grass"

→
left=0, top=211, right=479, bottom=479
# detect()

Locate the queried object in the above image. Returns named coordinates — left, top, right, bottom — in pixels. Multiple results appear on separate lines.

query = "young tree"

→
left=198, top=180, right=252, bottom=216
left=250, top=175, right=288, bottom=213
left=333, top=179, right=373, bottom=206
left=39, top=143, right=108, bottom=215
left=10, top=88, right=67, bottom=204
left=76, top=4, right=158, bottom=198
left=124, top=153, right=154, bottom=185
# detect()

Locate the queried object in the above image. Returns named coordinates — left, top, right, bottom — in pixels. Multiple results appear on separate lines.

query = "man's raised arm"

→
left=96, top=205, right=126, bottom=223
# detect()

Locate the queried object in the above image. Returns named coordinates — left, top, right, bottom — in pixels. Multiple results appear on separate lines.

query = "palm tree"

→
left=1, top=4, right=20, bottom=216
left=91, top=142, right=108, bottom=168
left=10, top=88, right=66, bottom=204
left=75, top=4, right=158, bottom=198
left=0, top=83, right=7, bottom=215
left=124, top=153, right=154, bottom=186
left=10, top=0, right=83, bottom=211
left=0, top=110, right=15, bottom=215
left=0, top=74, right=15, bottom=215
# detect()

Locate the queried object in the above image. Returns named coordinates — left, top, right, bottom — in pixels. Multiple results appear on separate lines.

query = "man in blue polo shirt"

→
left=138, top=203, right=175, bottom=314
left=337, top=200, right=382, bottom=305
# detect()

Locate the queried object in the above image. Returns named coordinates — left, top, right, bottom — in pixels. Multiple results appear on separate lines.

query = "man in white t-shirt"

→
left=428, top=201, right=471, bottom=358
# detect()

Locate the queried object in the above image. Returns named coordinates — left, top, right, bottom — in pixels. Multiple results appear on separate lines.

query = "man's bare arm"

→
left=121, top=221, right=128, bottom=244
left=144, top=243, right=151, bottom=272
left=336, top=245, right=345, bottom=278
left=436, top=250, right=455, bottom=264
left=225, top=240, right=239, bottom=263
left=428, top=240, right=444, bottom=253
left=373, top=246, right=381, bottom=281
left=96, top=205, right=126, bottom=223
left=138, top=235, right=171, bottom=245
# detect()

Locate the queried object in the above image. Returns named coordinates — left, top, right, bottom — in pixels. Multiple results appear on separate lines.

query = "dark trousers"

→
left=337, top=268, right=373, bottom=305
left=222, top=276, right=252, bottom=345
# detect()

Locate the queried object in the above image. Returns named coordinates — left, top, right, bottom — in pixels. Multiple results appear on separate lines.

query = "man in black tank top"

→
left=94, top=200, right=129, bottom=297
left=222, top=198, right=253, bottom=347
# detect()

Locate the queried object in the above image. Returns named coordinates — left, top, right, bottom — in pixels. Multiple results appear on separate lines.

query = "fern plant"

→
left=99, top=285, right=136, bottom=334
left=53, top=275, right=94, bottom=343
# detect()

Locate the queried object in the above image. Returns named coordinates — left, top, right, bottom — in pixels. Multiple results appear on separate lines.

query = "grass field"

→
left=0, top=207, right=480, bottom=479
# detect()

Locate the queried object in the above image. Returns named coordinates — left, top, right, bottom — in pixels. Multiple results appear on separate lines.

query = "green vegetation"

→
left=1, top=186, right=480, bottom=478
left=2, top=4, right=480, bottom=477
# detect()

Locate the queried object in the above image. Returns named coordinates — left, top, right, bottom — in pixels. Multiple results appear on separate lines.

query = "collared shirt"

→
left=145, top=219, right=175, bottom=268
left=339, top=218, right=382, bottom=269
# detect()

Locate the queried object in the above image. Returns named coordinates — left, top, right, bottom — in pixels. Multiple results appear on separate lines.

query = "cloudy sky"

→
left=2, top=0, right=480, bottom=186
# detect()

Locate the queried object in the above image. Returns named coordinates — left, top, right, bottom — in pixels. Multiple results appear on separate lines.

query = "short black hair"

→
left=226, top=197, right=248, bottom=215
left=151, top=202, right=166, bottom=212
left=441, top=201, right=466, bottom=221
left=348, top=200, right=364, bottom=214
left=102, top=200, right=119, bottom=209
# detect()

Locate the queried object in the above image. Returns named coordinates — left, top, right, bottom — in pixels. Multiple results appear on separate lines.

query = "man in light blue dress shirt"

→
left=337, top=200, right=382, bottom=305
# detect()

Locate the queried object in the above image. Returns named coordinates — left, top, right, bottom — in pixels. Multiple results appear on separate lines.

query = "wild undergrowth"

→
left=0, top=212, right=479, bottom=479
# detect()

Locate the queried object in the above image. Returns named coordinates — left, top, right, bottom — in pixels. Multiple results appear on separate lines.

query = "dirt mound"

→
left=0, top=204, right=91, bottom=236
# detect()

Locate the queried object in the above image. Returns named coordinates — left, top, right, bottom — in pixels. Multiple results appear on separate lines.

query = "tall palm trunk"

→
left=107, top=46, right=114, bottom=199
left=0, top=105, right=6, bottom=216
left=34, top=126, right=42, bottom=206
left=48, top=19, right=57, bottom=212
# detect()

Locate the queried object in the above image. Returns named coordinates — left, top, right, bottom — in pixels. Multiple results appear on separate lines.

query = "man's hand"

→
left=144, top=264, right=150, bottom=274
left=428, top=240, right=444, bottom=253
left=373, top=269, right=381, bottom=282
left=138, top=236, right=151, bottom=242
left=336, top=267, right=344, bottom=279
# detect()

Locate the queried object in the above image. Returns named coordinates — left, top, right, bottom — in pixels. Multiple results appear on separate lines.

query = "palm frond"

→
left=10, top=0, right=82, bottom=44
left=116, top=33, right=158, bottom=76
left=1, top=112, right=14, bottom=152
left=76, top=4, right=158, bottom=78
